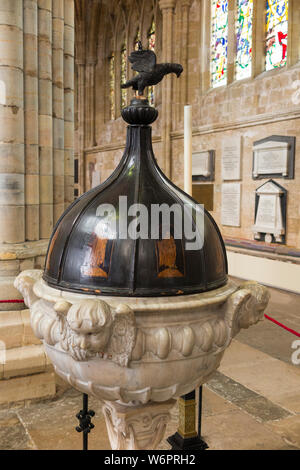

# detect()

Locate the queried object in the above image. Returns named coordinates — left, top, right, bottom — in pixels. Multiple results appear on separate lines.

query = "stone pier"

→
left=0, top=0, right=74, bottom=308
left=0, top=0, right=74, bottom=405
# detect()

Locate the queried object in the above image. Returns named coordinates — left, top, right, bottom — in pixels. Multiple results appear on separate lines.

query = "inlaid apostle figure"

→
left=121, top=41, right=183, bottom=98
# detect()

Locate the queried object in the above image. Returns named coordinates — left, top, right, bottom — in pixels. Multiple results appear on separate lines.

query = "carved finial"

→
left=120, top=42, right=183, bottom=99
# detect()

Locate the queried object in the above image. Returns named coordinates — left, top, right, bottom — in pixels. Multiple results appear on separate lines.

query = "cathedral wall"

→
left=77, top=0, right=300, bottom=290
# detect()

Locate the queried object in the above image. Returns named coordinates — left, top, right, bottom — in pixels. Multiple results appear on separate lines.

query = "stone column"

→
left=252, top=0, right=265, bottom=77
left=38, top=0, right=53, bottom=238
left=85, top=62, right=96, bottom=149
left=227, top=0, right=236, bottom=85
left=75, top=11, right=86, bottom=196
left=52, top=0, right=65, bottom=223
left=200, top=0, right=211, bottom=94
left=180, top=0, right=192, bottom=106
left=64, top=0, right=75, bottom=209
left=24, top=0, right=39, bottom=241
left=76, top=60, right=85, bottom=197
left=0, top=0, right=75, bottom=309
left=0, top=1, right=25, bottom=306
left=0, top=1, right=25, bottom=245
left=159, top=0, right=176, bottom=178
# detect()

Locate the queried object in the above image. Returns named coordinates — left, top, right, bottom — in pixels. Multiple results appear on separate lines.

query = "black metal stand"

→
left=167, top=387, right=208, bottom=451
left=76, top=393, right=95, bottom=450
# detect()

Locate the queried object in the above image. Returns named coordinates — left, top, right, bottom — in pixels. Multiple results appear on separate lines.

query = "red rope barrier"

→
left=264, top=314, right=300, bottom=338
left=0, top=299, right=24, bottom=303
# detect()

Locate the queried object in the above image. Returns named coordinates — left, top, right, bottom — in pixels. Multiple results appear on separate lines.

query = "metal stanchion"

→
left=76, top=393, right=95, bottom=451
left=167, top=386, right=208, bottom=450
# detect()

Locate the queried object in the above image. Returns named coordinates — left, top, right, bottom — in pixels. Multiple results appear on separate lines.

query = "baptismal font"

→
left=15, top=43, right=269, bottom=450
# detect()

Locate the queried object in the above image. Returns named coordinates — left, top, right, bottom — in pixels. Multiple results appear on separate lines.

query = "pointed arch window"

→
left=236, top=0, right=253, bottom=80
left=121, top=41, right=127, bottom=109
left=147, top=18, right=156, bottom=106
left=109, top=53, right=115, bottom=120
left=211, top=0, right=228, bottom=88
left=265, top=0, right=288, bottom=71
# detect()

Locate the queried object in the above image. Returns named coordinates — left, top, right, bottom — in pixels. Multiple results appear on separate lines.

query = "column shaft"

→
left=24, top=0, right=39, bottom=241
left=64, top=0, right=75, bottom=209
left=52, top=0, right=65, bottom=223
left=159, top=0, right=176, bottom=178
left=0, top=0, right=25, bottom=244
left=85, top=63, right=96, bottom=149
left=180, top=1, right=191, bottom=106
left=38, top=0, right=53, bottom=238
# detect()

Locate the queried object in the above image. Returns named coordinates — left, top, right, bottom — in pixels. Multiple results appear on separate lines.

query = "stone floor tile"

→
left=201, top=409, right=297, bottom=450
left=201, top=386, right=240, bottom=417
left=207, top=371, right=292, bottom=422
left=266, top=415, right=300, bottom=448
left=0, top=411, right=34, bottom=450
left=17, top=389, right=110, bottom=450
left=219, top=341, right=300, bottom=413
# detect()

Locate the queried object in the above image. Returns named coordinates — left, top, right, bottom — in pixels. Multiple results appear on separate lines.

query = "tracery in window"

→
left=109, top=53, right=115, bottom=120
left=265, top=0, right=288, bottom=71
left=147, top=18, right=156, bottom=105
left=236, top=0, right=253, bottom=80
left=121, top=42, right=127, bottom=109
left=211, top=0, right=228, bottom=88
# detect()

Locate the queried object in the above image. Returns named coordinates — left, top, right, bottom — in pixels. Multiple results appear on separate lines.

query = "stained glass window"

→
left=211, top=0, right=228, bottom=88
left=236, top=0, right=253, bottom=80
left=109, top=53, right=115, bottom=120
left=147, top=18, right=156, bottom=106
left=265, top=0, right=288, bottom=71
left=121, top=42, right=127, bottom=109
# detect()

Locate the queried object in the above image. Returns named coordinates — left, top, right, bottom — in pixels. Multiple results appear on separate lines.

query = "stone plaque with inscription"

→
left=222, top=137, right=241, bottom=181
left=253, top=136, right=295, bottom=179
left=221, top=183, right=241, bottom=227
left=252, top=179, right=286, bottom=244
left=192, top=150, right=214, bottom=181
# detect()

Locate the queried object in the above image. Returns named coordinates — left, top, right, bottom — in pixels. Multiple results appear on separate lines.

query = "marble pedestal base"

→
left=103, top=399, right=176, bottom=450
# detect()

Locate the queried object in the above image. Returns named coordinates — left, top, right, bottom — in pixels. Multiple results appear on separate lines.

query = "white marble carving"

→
left=103, top=400, right=176, bottom=450
left=253, top=140, right=289, bottom=178
left=14, top=270, right=269, bottom=450
left=252, top=180, right=285, bottom=243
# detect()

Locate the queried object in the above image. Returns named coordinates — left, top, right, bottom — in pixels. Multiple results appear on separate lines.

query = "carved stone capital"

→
left=103, top=400, right=176, bottom=450
left=159, top=0, right=177, bottom=12
left=181, top=0, right=192, bottom=9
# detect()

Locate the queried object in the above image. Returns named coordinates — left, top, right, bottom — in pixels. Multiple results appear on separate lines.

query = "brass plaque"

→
left=192, top=184, right=214, bottom=211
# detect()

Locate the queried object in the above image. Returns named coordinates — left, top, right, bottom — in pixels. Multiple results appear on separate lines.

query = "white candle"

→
left=184, top=105, right=192, bottom=196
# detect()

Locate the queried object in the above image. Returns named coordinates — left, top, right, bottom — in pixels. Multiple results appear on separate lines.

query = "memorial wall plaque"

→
left=253, top=135, right=295, bottom=179
left=221, top=183, right=241, bottom=227
left=192, top=150, right=215, bottom=181
left=222, top=137, right=241, bottom=180
left=252, top=179, right=286, bottom=244
left=91, top=164, right=101, bottom=188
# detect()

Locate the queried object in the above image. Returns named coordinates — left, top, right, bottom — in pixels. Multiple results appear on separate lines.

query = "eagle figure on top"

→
left=121, top=41, right=183, bottom=99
